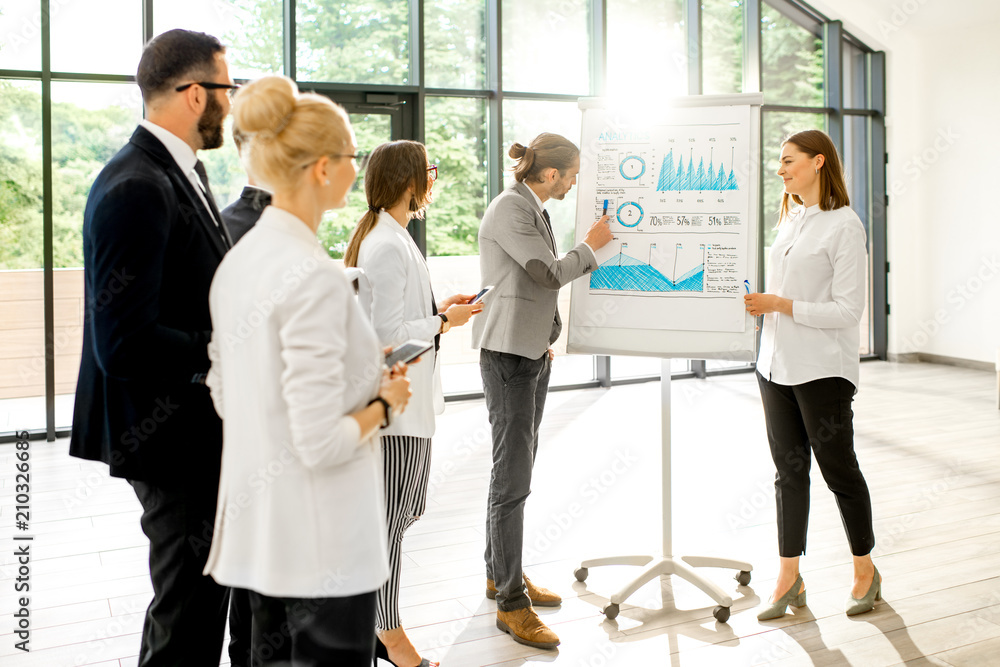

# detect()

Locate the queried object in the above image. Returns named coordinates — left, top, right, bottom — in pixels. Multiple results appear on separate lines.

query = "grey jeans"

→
left=480, top=348, right=552, bottom=611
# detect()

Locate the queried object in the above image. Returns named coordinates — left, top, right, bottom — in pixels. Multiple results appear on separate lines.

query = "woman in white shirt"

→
left=745, top=129, right=880, bottom=620
left=204, top=75, right=412, bottom=666
left=344, top=140, right=482, bottom=667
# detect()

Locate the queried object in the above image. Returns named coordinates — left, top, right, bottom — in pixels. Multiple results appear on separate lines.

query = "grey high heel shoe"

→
left=846, top=566, right=881, bottom=616
left=756, top=573, right=807, bottom=621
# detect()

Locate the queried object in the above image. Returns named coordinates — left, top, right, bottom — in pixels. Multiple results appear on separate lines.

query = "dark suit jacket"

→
left=70, top=125, right=230, bottom=485
left=221, top=186, right=271, bottom=244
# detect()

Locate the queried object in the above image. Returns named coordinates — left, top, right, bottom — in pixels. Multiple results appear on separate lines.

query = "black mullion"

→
left=41, top=0, right=55, bottom=441
left=284, top=0, right=295, bottom=79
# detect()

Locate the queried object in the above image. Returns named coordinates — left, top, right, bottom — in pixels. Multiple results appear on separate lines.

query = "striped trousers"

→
left=375, top=435, right=432, bottom=631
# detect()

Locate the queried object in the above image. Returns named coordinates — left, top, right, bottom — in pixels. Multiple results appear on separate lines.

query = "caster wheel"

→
left=735, top=570, right=752, bottom=586
left=603, top=603, right=620, bottom=620
left=713, top=605, right=731, bottom=623
left=574, top=567, right=589, bottom=582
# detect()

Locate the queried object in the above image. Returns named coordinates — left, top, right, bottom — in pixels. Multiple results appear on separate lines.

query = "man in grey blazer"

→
left=473, top=133, right=613, bottom=649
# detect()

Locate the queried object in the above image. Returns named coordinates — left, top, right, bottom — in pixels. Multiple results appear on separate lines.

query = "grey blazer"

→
left=472, top=181, right=596, bottom=360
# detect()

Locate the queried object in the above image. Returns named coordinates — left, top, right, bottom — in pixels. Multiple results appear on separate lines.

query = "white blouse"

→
left=756, top=204, right=868, bottom=389
left=356, top=212, right=445, bottom=438
left=203, top=206, right=389, bottom=598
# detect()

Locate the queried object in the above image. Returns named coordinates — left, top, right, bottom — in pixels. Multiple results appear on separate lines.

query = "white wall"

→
left=809, top=0, right=1000, bottom=365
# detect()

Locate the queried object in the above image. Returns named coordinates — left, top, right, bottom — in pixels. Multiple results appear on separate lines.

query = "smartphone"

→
left=385, top=339, right=434, bottom=367
left=470, top=285, right=494, bottom=304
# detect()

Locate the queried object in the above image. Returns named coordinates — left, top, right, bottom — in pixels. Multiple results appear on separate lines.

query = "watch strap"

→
left=369, top=396, right=391, bottom=428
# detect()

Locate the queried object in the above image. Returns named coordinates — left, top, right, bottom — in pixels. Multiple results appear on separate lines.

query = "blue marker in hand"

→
left=744, top=279, right=751, bottom=294
left=603, top=199, right=609, bottom=216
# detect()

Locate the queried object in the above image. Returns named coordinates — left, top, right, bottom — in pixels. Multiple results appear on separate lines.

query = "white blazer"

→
left=203, top=206, right=389, bottom=598
left=356, top=212, right=444, bottom=438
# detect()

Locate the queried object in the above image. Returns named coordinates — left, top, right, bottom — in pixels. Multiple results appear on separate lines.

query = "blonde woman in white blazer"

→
left=204, top=76, right=412, bottom=666
left=345, top=140, right=481, bottom=667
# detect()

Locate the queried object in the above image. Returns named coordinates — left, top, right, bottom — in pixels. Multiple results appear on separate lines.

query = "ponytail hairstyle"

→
left=232, top=74, right=352, bottom=193
left=779, top=129, right=850, bottom=224
left=344, top=140, right=433, bottom=268
left=509, top=132, right=579, bottom=183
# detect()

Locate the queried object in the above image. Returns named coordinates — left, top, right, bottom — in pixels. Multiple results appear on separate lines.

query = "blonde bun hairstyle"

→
left=233, top=75, right=353, bottom=191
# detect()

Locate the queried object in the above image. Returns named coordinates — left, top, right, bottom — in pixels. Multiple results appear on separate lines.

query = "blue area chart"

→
left=590, top=253, right=704, bottom=292
left=657, top=148, right=739, bottom=192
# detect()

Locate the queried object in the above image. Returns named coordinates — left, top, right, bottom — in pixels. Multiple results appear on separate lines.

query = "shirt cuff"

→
left=337, top=415, right=363, bottom=454
left=581, top=242, right=599, bottom=264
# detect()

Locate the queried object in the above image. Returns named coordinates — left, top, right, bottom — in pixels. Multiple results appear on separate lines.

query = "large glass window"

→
left=0, top=1, right=42, bottom=71
left=761, top=2, right=823, bottom=107
left=0, top=80, right=44, bottom=431
left=760, top=111, right=824, bottom=247
left=296, top=0, right=411, bottom=84
left=501, top=0, right=590, bottom=95
left=424, top=0, right=487, bottom=89
left=501, top=99, right=582, bottom=250
left=51, top=0, right=142, bottom=75
left=702, top=0, right=744, bottom=95
left=50, top=82, right=142, bottom=425
left=424, top=96, right=487, bottom=393
left=500, top=99, right=592, bottom=384
left=156, top=0, right=284, bottom=80
left=606, top=0, right=686, bottom=99
left=317, top=112, right=394, bottom=258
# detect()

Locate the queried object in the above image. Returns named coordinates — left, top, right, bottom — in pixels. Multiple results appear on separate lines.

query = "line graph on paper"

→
left=590, top=240, right=706, bottom=293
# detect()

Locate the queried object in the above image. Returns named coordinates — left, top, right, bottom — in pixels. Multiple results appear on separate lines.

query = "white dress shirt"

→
left=356, top=212, right=444, bottom=438
left=139, top=119, right=222, bottom=228
left=204, top=206, right=389, bottom=598
left=756, top=204, right=868, bottom=389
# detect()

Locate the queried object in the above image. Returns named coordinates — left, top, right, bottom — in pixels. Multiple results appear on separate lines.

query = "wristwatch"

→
left=438, top=313, right=451, bottom=334
left=369, top=396, right=392, bottom=428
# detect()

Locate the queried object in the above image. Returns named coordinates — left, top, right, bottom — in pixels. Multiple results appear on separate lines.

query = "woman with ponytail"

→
left=204, top=75, right=412, bottom=665
left=345, top=140, right=481, bottom=667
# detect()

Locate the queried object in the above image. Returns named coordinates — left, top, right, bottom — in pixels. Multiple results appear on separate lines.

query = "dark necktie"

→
left=194, top=160, right=232, bottom=249
left=541, top=209, right=556, bottom=252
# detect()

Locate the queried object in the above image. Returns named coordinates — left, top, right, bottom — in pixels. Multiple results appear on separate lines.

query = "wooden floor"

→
left=2, top=360, right=999, bottom=666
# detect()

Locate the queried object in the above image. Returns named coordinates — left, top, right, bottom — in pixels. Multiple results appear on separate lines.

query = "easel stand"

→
left=574, top=360, right=753, bottom=623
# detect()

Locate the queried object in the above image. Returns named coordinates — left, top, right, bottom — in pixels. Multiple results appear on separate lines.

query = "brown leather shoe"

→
left=496, top=606, right=560, bottom=649
left=486, top=574, right=562, bottom=607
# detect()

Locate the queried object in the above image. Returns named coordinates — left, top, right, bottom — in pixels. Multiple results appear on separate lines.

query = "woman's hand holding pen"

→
left=744, top=292, right=793, bottom=317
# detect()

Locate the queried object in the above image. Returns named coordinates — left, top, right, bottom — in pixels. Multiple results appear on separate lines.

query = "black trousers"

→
left=229, top=588, right=253, bottom=667
left=246, top=589, right=376, bottom=666
left=130, top=478, right=230, bottom=667
left=756, top=372, right=875, bottom=558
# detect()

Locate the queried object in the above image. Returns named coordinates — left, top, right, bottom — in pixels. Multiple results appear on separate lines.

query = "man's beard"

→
left=198, top=92, right=225, bottom=150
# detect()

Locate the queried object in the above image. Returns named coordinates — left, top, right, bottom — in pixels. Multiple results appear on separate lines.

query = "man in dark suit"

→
left=70, top=29, right=236, bottom=666
left=220, top=122, right=272, bottom=244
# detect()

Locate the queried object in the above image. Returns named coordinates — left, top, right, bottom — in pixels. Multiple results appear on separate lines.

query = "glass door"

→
left=311, top=93, right=415, bottom=261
